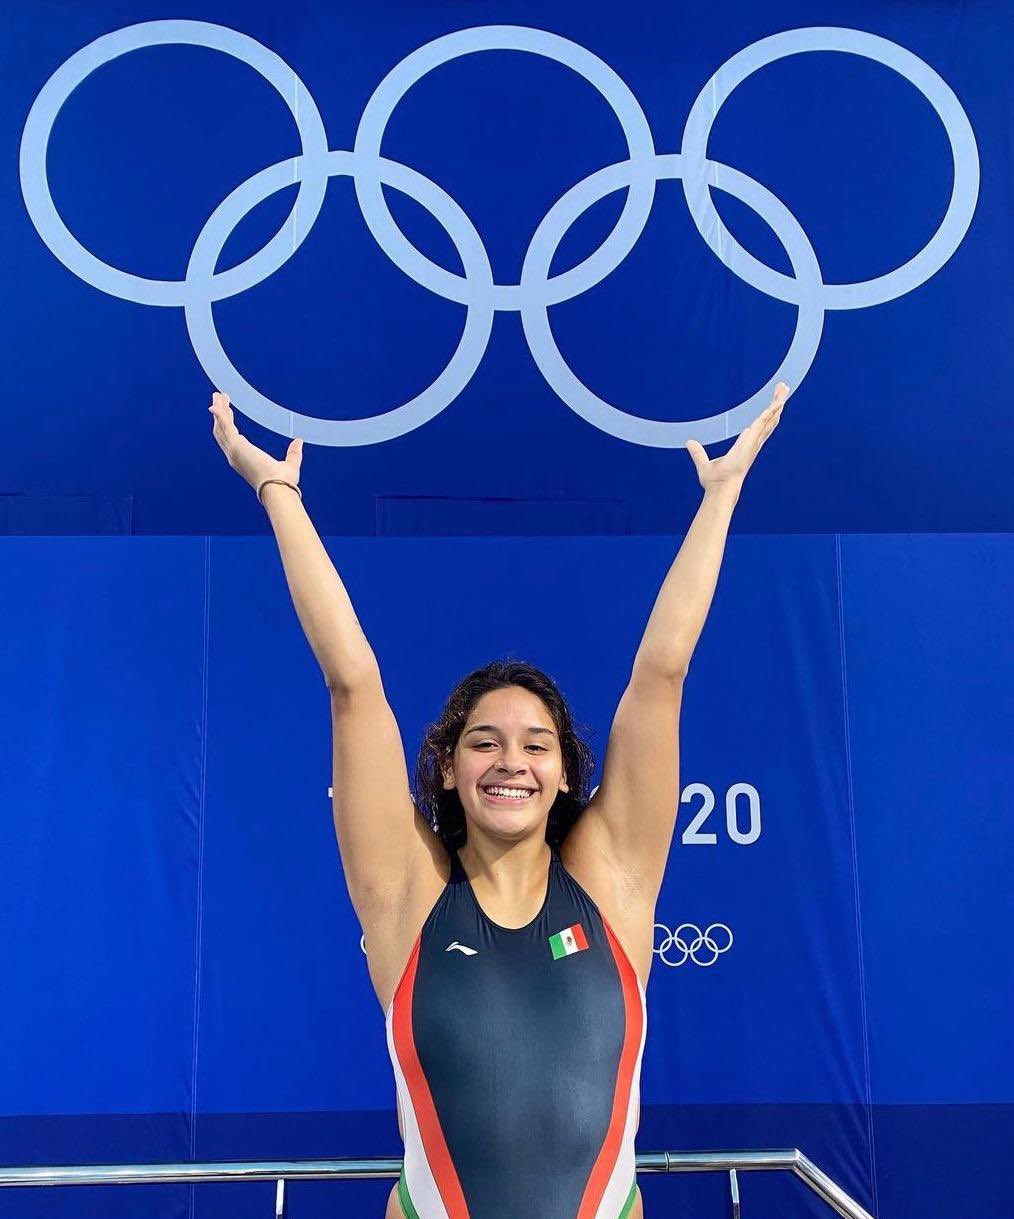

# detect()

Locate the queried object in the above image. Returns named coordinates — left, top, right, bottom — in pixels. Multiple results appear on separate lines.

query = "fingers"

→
left=737, top=384, right=787, bottom=454
left=209, top=391, right=241, bottom=447
left=756, top=384, right=789, bottom=445
left=209, top=391, right=233, bottom=425
left=749, top=391, right=779, bottom=428
left=755, top=382, right=789, bottom=432
left=685, top=438, right=708, bottom=477
left=762, top=383, right=788, bottom=418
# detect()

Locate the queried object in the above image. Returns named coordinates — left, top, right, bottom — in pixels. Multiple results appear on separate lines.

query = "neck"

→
left=458, top=832, right=552, bottom=894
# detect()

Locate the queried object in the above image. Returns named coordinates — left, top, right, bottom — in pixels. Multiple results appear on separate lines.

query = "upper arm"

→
left=329, top=671, right=445, bottom=919
left=565, top=662, right=683, bottom=905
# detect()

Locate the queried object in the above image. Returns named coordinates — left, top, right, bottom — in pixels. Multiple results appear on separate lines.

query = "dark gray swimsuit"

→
left=384, top=843, right=647, bottom=1219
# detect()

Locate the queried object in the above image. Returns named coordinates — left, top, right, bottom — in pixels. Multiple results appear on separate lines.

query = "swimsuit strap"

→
left=448, top=845, right=466, bottom=881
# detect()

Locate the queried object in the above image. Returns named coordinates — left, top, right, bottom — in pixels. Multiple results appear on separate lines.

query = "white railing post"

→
left=728, top=1167, right=741, bottom=1219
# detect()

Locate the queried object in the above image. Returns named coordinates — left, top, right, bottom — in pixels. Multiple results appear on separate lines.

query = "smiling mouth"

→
left=481, top=786, right=536, bottom=804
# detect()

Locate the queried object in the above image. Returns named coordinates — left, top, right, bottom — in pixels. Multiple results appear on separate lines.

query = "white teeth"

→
left=483, top=787, right=532, bottom=799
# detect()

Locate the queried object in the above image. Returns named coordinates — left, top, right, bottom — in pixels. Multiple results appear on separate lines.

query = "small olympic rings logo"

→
left=20, top=22, right=979, bottom=447
left=654, top=922, right=733, bottom=967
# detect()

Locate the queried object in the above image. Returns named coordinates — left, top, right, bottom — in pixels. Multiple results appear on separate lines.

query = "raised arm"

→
left=565, top=384, right=789, bottom=899
left=209, top=391, right=377, bottom=691
left=259, top=477, right=378, bottom=691
left=636, top=382, right=790, bottom=677
left=208, top=392, right=441, bottom=919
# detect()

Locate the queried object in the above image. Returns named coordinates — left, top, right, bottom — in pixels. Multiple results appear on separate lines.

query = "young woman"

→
left=209, top=383, right=788, bottom=1219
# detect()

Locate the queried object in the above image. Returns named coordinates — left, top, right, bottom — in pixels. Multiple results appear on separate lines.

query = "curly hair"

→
left=413, top=658, right=596, bottom=851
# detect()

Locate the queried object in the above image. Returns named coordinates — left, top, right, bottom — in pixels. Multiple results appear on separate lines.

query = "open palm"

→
left=686, top=382, right=789, bottom=494
left=208, top=391, right=303, bottom=497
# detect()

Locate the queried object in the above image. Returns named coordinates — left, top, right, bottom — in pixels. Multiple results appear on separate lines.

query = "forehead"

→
left=467, top=686, right=552, bottom=726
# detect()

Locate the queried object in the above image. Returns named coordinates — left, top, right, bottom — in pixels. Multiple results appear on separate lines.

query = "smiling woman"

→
left=373, top=661, right=648, bottom=1219
left=413, top=658, right=596, bottom=850
left=209, top=375, right=788, bottom=1219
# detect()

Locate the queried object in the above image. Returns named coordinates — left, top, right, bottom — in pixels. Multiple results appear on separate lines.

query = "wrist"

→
left=703, top=481, right=741, bottom=508
left=258, top=479, right=302, bottom=508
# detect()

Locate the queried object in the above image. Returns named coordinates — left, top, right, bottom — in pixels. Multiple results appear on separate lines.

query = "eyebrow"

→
left=463, top=724, right=557, bottom=737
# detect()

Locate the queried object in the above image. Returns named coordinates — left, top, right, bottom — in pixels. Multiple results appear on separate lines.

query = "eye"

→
left=475, top=742, right=547, bottom=751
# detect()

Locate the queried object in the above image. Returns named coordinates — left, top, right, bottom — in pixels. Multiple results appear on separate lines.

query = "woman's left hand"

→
left=686, top=382, right=789, bottom=496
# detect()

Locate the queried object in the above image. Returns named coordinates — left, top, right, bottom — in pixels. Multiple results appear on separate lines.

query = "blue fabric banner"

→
left=2, top=534, right=1012, bottom=1218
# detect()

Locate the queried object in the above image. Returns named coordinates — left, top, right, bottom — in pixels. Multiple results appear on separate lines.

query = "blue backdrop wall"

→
left=2, top=1, right=1012, bottom=1217
left=2, top=536, right=1012, bottom=1218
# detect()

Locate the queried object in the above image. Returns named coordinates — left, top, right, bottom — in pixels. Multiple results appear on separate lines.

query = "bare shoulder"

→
left=358, top=805, right=452, bottom=1014
left=560, top=801, right=658, bottom=989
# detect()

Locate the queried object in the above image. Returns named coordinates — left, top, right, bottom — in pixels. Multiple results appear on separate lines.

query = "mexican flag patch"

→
left=549, top=922, right=588, bottom=960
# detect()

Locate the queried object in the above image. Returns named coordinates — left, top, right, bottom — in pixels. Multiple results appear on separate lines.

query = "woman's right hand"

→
left=208, top=391, right=303, bottom=500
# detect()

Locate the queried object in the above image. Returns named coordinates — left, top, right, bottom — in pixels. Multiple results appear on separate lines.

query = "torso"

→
left=364, top=831, right=653, bottom=1219
left=366, top=837, right=655, bottom=1013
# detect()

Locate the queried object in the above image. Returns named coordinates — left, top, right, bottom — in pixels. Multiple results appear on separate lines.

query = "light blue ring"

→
left=19, top=19, right=330, bottom=307
left=680, top=26, right=980, bottom=309
left=521, top=154, right=824, bottom=447
left=352, top=25, right=657, bottom=311
left=185, top=150, right=495, bottom=445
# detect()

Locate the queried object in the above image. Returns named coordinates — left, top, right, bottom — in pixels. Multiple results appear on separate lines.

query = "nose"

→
left=496, top=755, right=528, bottom=775
left=496, top=762, right=523, bottom=775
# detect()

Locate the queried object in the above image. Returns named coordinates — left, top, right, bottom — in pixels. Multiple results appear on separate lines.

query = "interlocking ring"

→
left=20, top=22, right=979, bottom=446
left=19, top=20, right=330, bottom=306
left=654, top=921, right=734, bottom=967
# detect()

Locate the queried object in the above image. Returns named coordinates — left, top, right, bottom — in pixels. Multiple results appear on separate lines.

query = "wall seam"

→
left=835, top=532, right=880, bottom=1216
left=187, top=536, right=211, bottom=1219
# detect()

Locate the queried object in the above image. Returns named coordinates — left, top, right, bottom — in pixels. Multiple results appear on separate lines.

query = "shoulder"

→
left=560, top=816, right=656, bottom=987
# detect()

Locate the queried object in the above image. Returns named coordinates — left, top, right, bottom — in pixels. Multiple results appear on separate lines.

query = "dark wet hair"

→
left=413, top=658, right=596, bottom=851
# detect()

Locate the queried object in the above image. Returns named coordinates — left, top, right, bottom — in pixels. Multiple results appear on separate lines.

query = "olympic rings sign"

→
left=653, top=922, right=734, bottom=967
left=21, top=22, right=978, bottom=447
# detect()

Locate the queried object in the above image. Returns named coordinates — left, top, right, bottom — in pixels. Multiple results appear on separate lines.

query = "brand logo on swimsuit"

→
left=446, top=941, right=479, bottom=955
left=20, top=24, right=979, bottom=448
left=653, top=922, right=733, bottom=967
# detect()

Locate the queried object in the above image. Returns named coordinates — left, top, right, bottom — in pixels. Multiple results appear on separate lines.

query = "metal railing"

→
left=0, top=1149, right=874, bottom=1218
